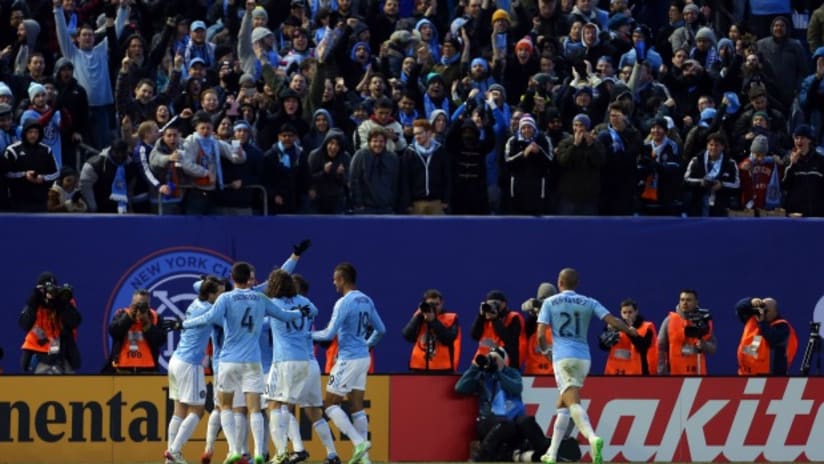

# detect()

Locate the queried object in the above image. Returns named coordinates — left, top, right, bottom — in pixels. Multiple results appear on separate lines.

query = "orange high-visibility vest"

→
left=114, top=309, right=158, bottom=369
left=408, top=311, right=461, bottom=371
left=21, top=306, right=62, bottom=353
left=473, top=311, right=526, bottom=365
left=666, top=311, right=713, bottom=375
left=604, top=321, right=658, bottom=375
left=523, top=326, right=554, bottom=375
left=737, top=317, right=798, bottom=375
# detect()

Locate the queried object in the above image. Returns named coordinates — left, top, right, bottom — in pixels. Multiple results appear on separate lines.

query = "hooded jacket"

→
left=308, top=129, right=351, bottom=201
left=3, top=120, right=58, bottom=211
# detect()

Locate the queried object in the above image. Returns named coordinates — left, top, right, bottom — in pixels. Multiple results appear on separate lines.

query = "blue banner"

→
left=2, top=215, right=822, bottom=375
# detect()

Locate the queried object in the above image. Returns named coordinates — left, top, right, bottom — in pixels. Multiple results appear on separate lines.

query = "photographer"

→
left=471, top=290, right=525, bottom=370
left=736, top=297, right=798, bottom=376
left=521, top=283, right=557, bottom=375
left=105, top=289, right=164, bottom=374
left=455, top=347, right=561, bottom=462
left=657, top=289, right=717, bottom=375
left=18, top=272, right=81, bottom=374
left=599, top=299, right=658, bottom=375
left=402, top=289, right=462, bottom=372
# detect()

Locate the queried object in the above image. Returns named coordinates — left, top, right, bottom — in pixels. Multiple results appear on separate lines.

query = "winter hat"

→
left=752, top=111, right=769, bottom=122
left=28, top=82, right=46, bottom=101
left=488, top=83, right=506, bottom=96
left=252, top=6, right=269, bottom=21
left=683, top=3, right=700, bottom=15
left=0, top=83, right=11, bottom=97
left=471, top=57, right=489, bottom=72
left=536, top=283, right=558, bottom=301
left=794, top=124, right=813, bottom=139
left=233, top=120, right=251, bottom=132
left=695, top=27, right=716, bottom=44
left=573, top=113, right=591, bottom=129
left=239, top=73, right=255, bottom=87
left=426, top=72, right=445, bottom=86
left=750, top=135, right=769, bottom=154
left=519, top=114, right=537, bottom=131
left=813, top=46, right=824, bottom=62
left=188, top=57, right=207, bottom=68
left=55, top=57, right=74, bottom=72
left=450, top=16, right=469, bottom=38
left=700, top=107, right=716, bottom=122
left=486, top=290, right=507, bottom=302
left=723, top=91, right=740, bottom=114
left=251, top=27, right=274, bottom=43
left=429, top=109, right=448, bottom=125
left=491, top=9, right=511, bottom=25
left=515, top=36, right=534, bottom=54
left=717, top=38, right=734, bottom=52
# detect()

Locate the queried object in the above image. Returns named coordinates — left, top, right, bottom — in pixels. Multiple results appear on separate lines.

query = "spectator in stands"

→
left=2, top=120, right=58, bottom=212
left=756, top=16, right=808, bottom=113
left=48, top=166, right=87, bottom=213
left=598, top=103, right=643, bottom=215
left=53, top=0, right=128, bottom=150
left=19, top=272, right=81, bottom=374
left=148, top=123, right=185, bottom=214
left=308, top=128, right=351, bottom=214
left=402, top=288, right=461, bottom=372
left=503, top=114, right=554, bottom=215
left=349, top=127, right=400, bottom=214
left=638, top=117, right=683, bottom=216
left=357, top=96, right=406, bottom=154
left=658, top=289, right=717, bottom=375
left=556, top=113, right=605, bottom=215
left=683, top=131, right=740, bottom=216
left=263, top=123, right=305, bottom=214
left=799, top=47, right=824, bottom=147
left=737, top=135, right=784, bottom=213
left=218, top=120, right=263, bottom=215
left=20, top=83, right=63, bottom=169
left=669, top=3, right=702, bottom=52
left=105, top=289, right=164, bottom=374
left=400, top=119, right=450, bottom=215
left=446, top=113, right=496, bottom=215
left=783, top=124, right=824, bottom=217
left=79, top=139, right=139, bottom=214
left=53, top=57, right=89, bottom=170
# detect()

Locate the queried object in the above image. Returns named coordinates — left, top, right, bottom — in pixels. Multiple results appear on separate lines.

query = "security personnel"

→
left=107, top=289, right=164, bottom=373
left=470, top=290, right=526, bottom=370
left=19, top=272, right=81, bottom=374
left=600, top=299, right=658, bottom=375
left=657, top=289, right=717, bottom=375
left=521, top=283, right=556, bottom=375
left=402, top=289, right=461, bottom=372
left=736, top=297, right=798, bottom=376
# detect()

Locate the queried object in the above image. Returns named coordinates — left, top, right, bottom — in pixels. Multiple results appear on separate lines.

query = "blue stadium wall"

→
left=1, top=215, right=822, bottom=375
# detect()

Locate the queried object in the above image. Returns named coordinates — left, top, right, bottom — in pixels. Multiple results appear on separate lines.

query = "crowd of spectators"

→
left=0, top=0, right=823, bottom=216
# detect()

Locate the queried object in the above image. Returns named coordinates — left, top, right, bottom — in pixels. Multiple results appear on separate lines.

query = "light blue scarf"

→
left=195, top=134, right=224, bottom=189
left=608, top=125, right=625, bottom=153
left=424, top=94, right=449, bottom=119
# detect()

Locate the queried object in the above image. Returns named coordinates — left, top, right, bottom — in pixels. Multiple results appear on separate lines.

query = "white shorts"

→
left=212, top=370, right=248, bottom=409
left=269, top=360, right=323, bottom=407
left=168, top=357, right=208, bottom=405
left=263, top=362, right=278, bottom=401
left=553, top=358, right=591, bottom=394
left=326, top=357, right=370, bottom=397
left=217, top=361, right=264, bottom=395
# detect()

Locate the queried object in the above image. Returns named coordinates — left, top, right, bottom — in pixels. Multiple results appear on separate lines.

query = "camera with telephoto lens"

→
left=419, top=300, right=435, bottom=314
left=684, top=309, right=712, bottom=338
left=133, top=301, right=150, bottom=314
left=474, top=353, right=499, bottom=373
left=748, top=301, right=766, bottom=317
left=42, top=281, right=73, bottom=302
left=480, top=300, right=501, bottom=315
left=599, top=328, right=620, bottom=348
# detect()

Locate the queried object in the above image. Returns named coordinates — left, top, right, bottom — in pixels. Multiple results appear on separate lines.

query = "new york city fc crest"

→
left=103, top=247, right=233, bottom=370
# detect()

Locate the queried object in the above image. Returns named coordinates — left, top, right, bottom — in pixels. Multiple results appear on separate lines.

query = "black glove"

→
left=293, top=239, right=311, bottom=256
left=160, top=318, right=183, bottom=331
left=298, top=304, right=312, bottom=317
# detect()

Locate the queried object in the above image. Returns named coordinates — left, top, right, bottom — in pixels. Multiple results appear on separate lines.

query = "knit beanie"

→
left=695, top=27, right=716, bottom=44
left=491, top=9, right=510, bottom=25
left=518, top=114, right=537, bottom=132
left=251, top=27, right=274, bottom=43
left=515, top=36, right=534, bottom=54
left=28, top=82, right=46, bottom=101
left=573, top=113, right=591, bottom=130
left=750, top=135, right=768, bottom=155
left=252, top=6, right=268, bottom=21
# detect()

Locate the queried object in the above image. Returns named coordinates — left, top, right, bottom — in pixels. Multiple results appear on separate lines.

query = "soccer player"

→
left=537, top=268, right=637, bottom=464
left=264, top=269, right=340, bottom=464
left=312, top=263, right=386, bottom=464
left=183, top=262, right=304, bottom=464
left=165, top=276, right=226, bottom=464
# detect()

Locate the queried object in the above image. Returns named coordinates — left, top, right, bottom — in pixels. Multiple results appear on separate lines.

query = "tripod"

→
left=800, top=322, right=822, bottom=376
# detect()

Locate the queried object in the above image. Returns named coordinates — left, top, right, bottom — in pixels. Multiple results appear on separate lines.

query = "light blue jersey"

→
left=270, top=295, right=318, bottom=362
left=184, top=288, right=301, bottom=363
left=312, top=290, right=386, bottom=360
left=172, top=298, right=214, bottom=365
left=538, top=290, right=610, bottom=361
left=260, top=315, right=274, bottom=373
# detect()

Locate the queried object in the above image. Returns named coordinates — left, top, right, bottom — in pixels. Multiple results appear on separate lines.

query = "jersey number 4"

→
left=241, top=307, right=254, bottom=332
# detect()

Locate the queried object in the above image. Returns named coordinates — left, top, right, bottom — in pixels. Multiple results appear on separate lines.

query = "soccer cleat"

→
left=201, top=449, right=214, bottom=464
left=589, top=436, right=604, bottom=464
left=164, top=450, right=188, bottom=464
left=539, top=454, right=555, bottom=464
left=223, top=453, right=243, bottom=464
left=348, top=441, right=371, bottom=464
left=287, top=450, right=310, bottom=464
left=266, top=454, right=288, bottom=464
left=359, top=456, right=372, bottom=464
left=322, top=455, right=341, bottom=464
left=253, top=456, right=265, bottom=464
